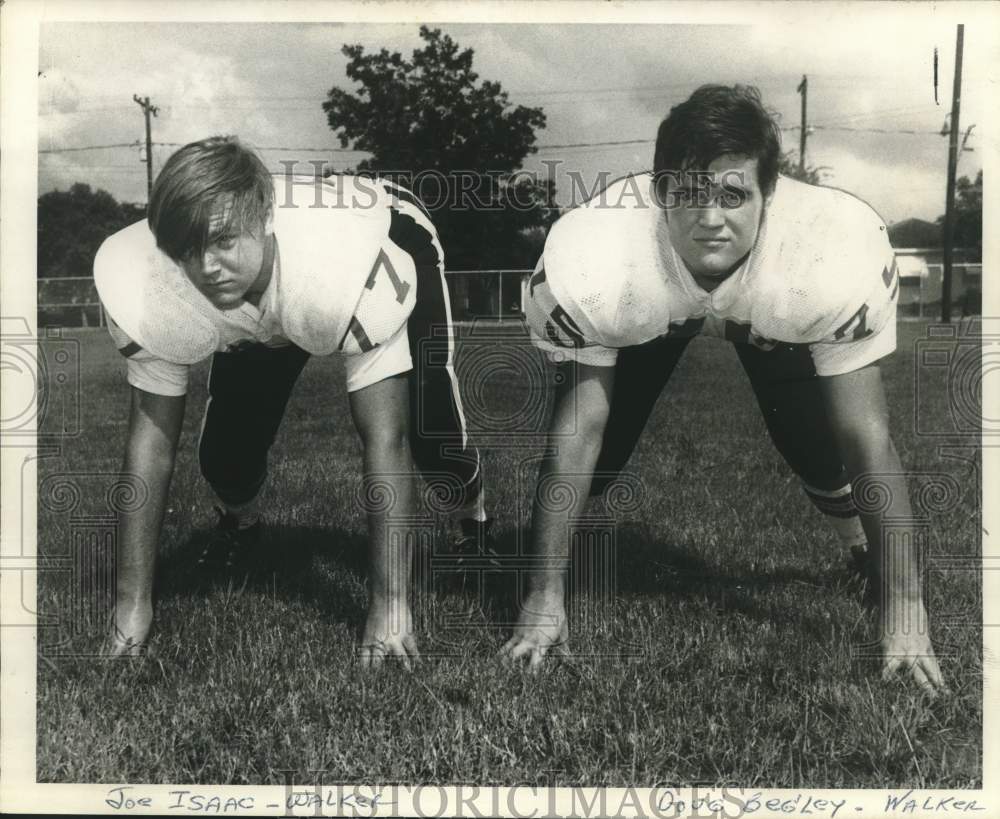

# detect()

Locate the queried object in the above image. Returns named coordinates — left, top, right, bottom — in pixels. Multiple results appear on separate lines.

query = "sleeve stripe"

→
left=381, top=181, right=432, bottom=221
left=882, top=263, right=894, bottom=288
left=118, top=341, right=142, bottom=358
left=339, top=315, right=376, bottom=353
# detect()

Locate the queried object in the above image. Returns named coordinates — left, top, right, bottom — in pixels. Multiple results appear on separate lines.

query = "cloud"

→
left=38, top=68, right=81, bottom=115
left=38, top=149, right=148, bottom=204
left=34, top=17, right=991, bottom=222
left=809, top=143, right=946, bottom=223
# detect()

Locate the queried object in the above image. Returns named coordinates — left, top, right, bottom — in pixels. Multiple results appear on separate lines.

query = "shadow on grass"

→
left=615, top=522, right=837, bottom=590
left=477, top=522, right=867, bottom=636
left=155, top=523, right=371, bottom=631
left=147, top=519, right=868, bottom=649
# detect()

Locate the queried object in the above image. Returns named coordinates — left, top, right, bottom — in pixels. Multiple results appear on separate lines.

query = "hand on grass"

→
left=102, top=602, right=152, bottom=658
left=882, top=626, right=948, bottom=696
left=360, top=597, right=420, bottom=671
left=499, top=593, right=569, bottom=672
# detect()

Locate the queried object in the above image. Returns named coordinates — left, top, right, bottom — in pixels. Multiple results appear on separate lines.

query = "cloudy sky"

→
left=36, top=5, right=997, bottom=225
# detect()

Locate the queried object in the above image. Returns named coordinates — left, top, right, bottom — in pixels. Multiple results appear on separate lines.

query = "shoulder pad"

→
left=93, top=221, right=219, bottom=364
left=273, top=177, right=394, bottom=355
left=542, top=174, right=671, bottom=346
left=760, top=179, right=894, bottom=337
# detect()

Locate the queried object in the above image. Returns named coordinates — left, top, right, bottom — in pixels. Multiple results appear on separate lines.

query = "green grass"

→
left=35, top=320, right=982, bottom=787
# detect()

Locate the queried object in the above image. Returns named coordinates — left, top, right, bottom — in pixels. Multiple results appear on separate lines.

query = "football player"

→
left=94, top=136, right=490, bottom=667
left=501, top=85, right=946, bottom=694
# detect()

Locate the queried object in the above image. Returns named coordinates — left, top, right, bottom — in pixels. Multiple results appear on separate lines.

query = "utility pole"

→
left=133, top=95, right=159, bottom=202
left=796, top=75, right=808, bottom=172
left=941, top=25, right=964, bottom=323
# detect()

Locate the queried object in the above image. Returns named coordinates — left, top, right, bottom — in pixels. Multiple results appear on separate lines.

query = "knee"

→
left=198, top=428, right=267, bottom=502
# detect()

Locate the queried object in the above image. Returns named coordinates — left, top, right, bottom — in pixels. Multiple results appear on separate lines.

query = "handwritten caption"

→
left=103, top=785, right=988, bottom=817
left=655, top=791, right=984, bottom=817
left=105, top=785, right=393, bottom=815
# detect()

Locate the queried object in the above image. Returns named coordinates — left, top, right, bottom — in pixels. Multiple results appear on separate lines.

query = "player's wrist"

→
left=368, top=587, right=410, bottom=608
left=523, top=581, right=566, bottom=606
left=881, top=576, right=926, bottom=604
left=879, top=596, right=929, bottom=631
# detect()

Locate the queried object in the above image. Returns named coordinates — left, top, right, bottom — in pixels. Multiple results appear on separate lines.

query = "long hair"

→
left=148, top=136, right=273, bottom=262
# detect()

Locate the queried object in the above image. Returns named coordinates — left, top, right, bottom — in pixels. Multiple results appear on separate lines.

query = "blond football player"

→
left=95, top=137, right=491, bottom=666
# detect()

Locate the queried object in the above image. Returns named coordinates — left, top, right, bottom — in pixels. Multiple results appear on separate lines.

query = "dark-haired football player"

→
left=502, top=85, right=945, bottom=694
left=95, top=136, right=489, bottom=667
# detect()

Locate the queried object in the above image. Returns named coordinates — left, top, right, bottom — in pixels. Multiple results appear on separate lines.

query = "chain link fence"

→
left=36, top=271, right=534, bottom=328
left=897, top=263, right=982, bottom=318
left=36, top=261, right=982, bottom=328
left=37, top=277, right=104, bottom=328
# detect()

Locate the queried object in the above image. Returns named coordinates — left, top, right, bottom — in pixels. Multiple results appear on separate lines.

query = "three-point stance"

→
left=95, top=137, right=488, bottom=667
left=502, top=86, right=944, bottom=694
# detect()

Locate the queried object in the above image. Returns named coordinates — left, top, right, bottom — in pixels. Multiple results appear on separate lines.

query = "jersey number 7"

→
left=340, top=247, right=412, bottom=353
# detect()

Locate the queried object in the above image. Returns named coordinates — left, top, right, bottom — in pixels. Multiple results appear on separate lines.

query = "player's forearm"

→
left=527, top=360, right=613, bottom=599
left=114, top=389, right=184, bottom=607
left=117, top=443, right=176, bottom=606
left=527, top=432, right=604, bottom=598
left=362, top=439, right=416, bottom=602
left=820, top=368, right=925, bottom=608
left=843, top=437, right=926, bottom=612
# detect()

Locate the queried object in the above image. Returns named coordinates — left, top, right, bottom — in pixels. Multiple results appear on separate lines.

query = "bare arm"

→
left=820, top=363, right=946, bottom=693
left=501, top=360, right=615, bottom=668
left=106, top=386, right=185, bottom=655
left=348, top=373, right=419, bottom=669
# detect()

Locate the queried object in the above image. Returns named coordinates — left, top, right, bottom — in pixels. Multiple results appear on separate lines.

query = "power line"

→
left=40, top=121, right=963, bottom=158
left=39, top=142, right=139, bottom=154
left=806, top=124, right=945, bottom=135
left=40, top=70, right=995, bottom=110
left=812, top=104, right=933, bottom=127
left=154, top=141, right=368, bottom=153
left=39, top=106, right=136, bottom=115
left=536, top=138, right=653, bottom=150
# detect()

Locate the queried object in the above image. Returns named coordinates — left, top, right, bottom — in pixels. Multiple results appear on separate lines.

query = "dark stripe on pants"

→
left=199, top=210, right=482, bottom=513
left=388, top=206, right=481, bottom=509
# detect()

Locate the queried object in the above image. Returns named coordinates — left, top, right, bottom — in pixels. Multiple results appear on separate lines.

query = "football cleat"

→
left=434, top=517, right=502, bottom=597
left=453, top=517, right=502, bottom=569
left=847, top=544, right=878, bottom=609
left=195, top=506, right=263, bottom=577
left=847, top=543, right=872, bottom=582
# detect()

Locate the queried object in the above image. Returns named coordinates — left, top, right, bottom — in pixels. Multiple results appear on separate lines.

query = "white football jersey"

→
left=526, top=174, right=898, bottom=376
left=96, top=176, right=439, bottom=395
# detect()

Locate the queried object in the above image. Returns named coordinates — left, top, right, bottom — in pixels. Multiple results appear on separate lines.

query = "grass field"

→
left=34, top=319, right=982, bottom=788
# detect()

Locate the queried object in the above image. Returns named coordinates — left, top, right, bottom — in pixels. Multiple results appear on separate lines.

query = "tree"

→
left=37, top=184, right=145, bottom=277
left=777, top=151, right=830, bottom=186
left=938, top=170, right=982, bottom=259
left=322, top=27, right=556, bottom=272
